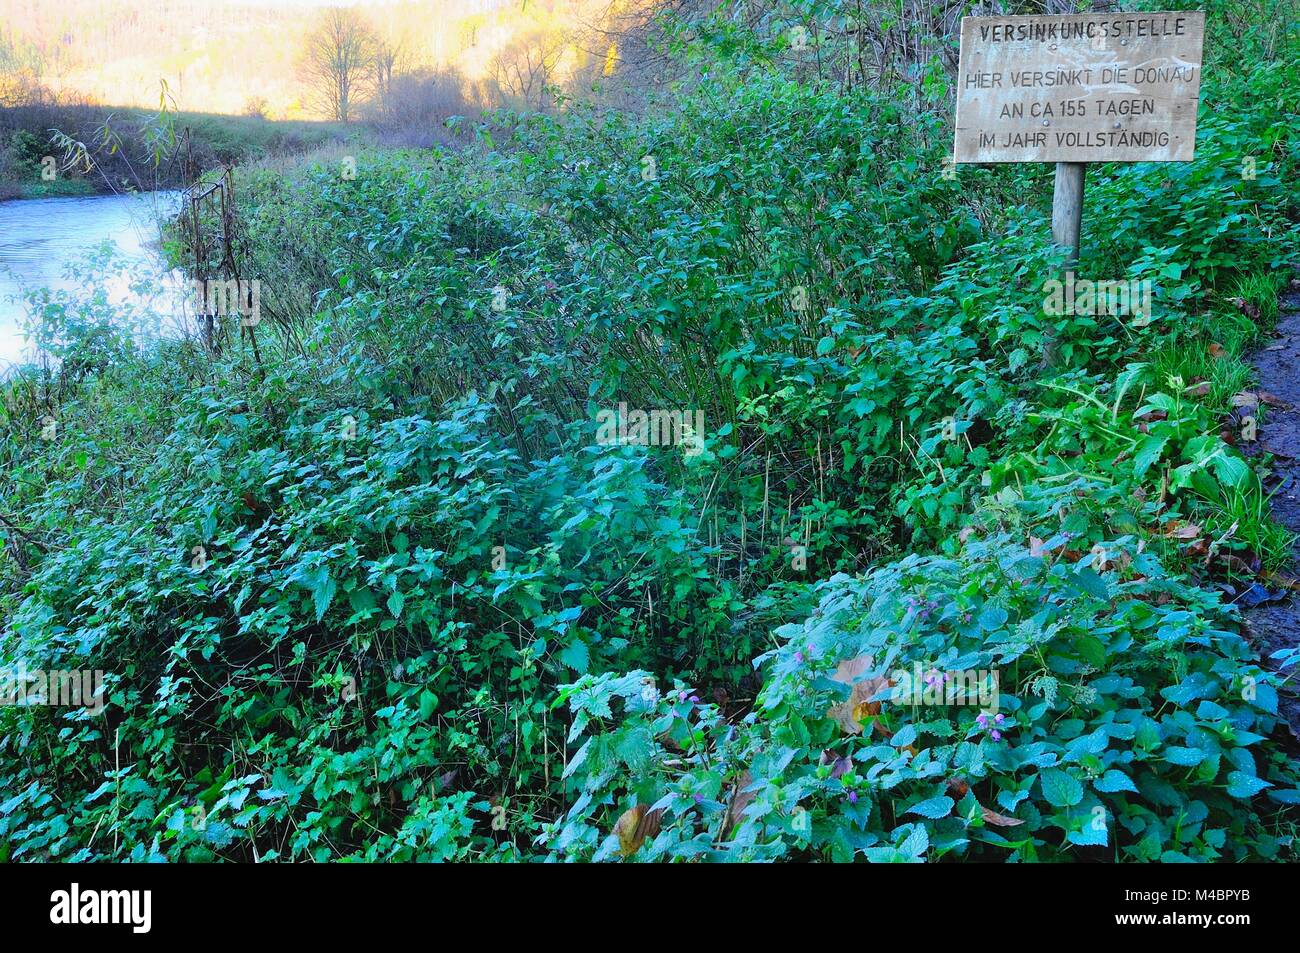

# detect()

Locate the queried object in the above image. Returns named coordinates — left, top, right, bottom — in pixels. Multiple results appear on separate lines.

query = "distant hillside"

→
left=0, top=0, right=626, bottom=118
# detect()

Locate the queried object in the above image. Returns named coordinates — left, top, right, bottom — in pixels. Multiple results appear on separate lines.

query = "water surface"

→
left=0, top=191, right=184, bottom=369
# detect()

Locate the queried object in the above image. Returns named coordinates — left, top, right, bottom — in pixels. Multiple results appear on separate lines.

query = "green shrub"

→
left=551, top=526, right=1300, bottom=862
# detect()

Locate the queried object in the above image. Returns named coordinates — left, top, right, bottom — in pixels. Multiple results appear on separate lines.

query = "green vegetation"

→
left=1, top=0, right=1299, bottom=862
left=0, top=106, right=362, bottom=199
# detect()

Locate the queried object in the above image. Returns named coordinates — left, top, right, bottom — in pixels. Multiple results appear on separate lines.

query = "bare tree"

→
left=301, top=8, right=377, bottom=122
left=373, top=31, right=408, bottom=115
left=491, top=31, right=566, bottom=111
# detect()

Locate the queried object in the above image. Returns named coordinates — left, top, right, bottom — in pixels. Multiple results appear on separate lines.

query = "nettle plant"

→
left=548, top=535, right=1300, bottom=862
left=1004, top=364, right=1250, bottom=494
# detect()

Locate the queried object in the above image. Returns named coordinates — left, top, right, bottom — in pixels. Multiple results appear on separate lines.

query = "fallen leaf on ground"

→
left=1264, top=573, right=1300, bottom=592
left=1229, top=297, right=1262, bottom=320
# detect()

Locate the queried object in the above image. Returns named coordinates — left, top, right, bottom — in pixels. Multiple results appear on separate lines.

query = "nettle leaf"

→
left=1225, top=772, right=1271, bottom=799
left=1165, top=746, right=1207, bottom=767
left=906, top=795, right=954, bottom=819
left=1093, top=770, right=1138, bottom=794
left=1062, top=727, right=1109, bottom=762
left=891, top=723, right=918, bottom=748
left=1134, top=718, right=1161, bottom=752
left=1039, top=769, right=1084, bottom=808
left=304, top=567, right=336, bottom=622
left=996, top=779, right=1033, bottom=813
left=386, top=590, right=405, bottom=618
left=898, top=823, right=929, bottom=859
left=558, top=639, right=591, bottom=674
left=419, top=689, right=439, bottom=720
left=1249, top=681, right=1278, bottom=714
left=1068, top=566, right=1109, bottom=600
left=1195, top=700, right=1229, bottom=721
left=1067, top=821, right=1108, bottom=847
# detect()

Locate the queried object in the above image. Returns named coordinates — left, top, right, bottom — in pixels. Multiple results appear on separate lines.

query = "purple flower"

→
left=794, top=652, right=805, bottom=664
left=678, top=691, right=688, bottom=702
left=693, top=794, right=704, bottom=804
left=689, top=695, right=700, bottom=704
left=995, top=713, right=1004, bottom=724
left=991, top=730, right=1002, bottom=741
left=847, top=791, right=858, bottom=804
left=976, top=713, right=989, bottom=728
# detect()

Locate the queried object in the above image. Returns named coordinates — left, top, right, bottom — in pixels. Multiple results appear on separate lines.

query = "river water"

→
left=0, top=191, right=185, bottom=370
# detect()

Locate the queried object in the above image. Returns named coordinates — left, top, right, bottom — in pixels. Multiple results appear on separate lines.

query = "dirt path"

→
left=1243, top=278, right=1300, bottom=741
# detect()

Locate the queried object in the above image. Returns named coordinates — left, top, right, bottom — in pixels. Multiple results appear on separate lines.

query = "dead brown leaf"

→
left=725, top=770, right=756, bottom=836
left=981, top=806, right=1025, bottom=827
left=827, top=655, right=892, bottom=735
left=614, top=804, right=664, bottom=857
left=944, top=777, right=1023, bottom=827
left=1264, top=573, right=1300, bottom=592
left=1229, top=297, right=1262, bottom=320
left=1164, top=521, right=1203, bottom=540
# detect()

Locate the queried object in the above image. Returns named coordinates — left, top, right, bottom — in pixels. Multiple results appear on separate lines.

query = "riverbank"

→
left=0, top=179, right=96, bottom=203
left=0, top=105, right=366, bottom=201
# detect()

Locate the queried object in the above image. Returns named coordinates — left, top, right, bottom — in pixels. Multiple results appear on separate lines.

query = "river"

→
left=0, top=191, right=185, bottom=370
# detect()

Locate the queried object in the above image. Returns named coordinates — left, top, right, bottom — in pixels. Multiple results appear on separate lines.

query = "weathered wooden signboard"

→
left=954, top=11, right=1205, bottom=164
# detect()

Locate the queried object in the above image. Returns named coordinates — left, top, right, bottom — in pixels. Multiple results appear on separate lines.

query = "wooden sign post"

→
left=954, top=11, right=1206, bottom=273
left=1052, top=161, right=1086, bottom=272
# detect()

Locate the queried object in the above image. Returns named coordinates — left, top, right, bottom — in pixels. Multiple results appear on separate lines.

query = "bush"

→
left=551, top=521, right=1300, bottom=862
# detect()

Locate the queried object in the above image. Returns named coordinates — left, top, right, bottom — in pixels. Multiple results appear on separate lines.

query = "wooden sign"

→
left=955, top=11, right=1205, bottom=163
